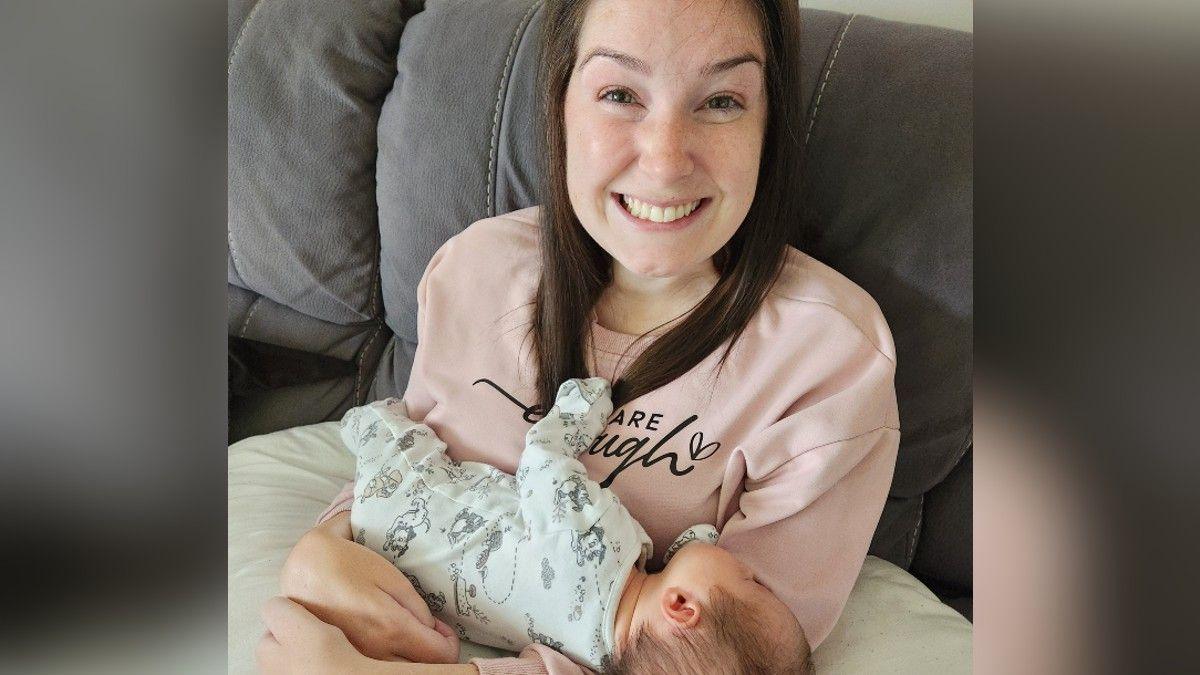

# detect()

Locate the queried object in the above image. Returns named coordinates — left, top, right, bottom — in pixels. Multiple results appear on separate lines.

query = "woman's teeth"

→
left=620, top=195, right=701, bottom=223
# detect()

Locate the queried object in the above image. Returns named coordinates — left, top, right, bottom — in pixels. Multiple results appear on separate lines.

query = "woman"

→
left=258, top=0, right=899, bottom=672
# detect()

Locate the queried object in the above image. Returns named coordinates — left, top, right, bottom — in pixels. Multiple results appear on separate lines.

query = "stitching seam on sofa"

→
left=951, top=424, right=972, bottom=469
left=239, top=295, right=263, bottom=338
left=228, top=233, right=247, bottom=288
left=356, top=323, right=385, bottom=404
left=803, top=13, right=857, bottom=149
left=366, top=227, right=380, bottom=319
left=227, top=0, right=267, bottom=75
left=487, top=0, right=543, bottom=217
left=924, top=424, right=973, bottom=488
left=906, top=493, right=925, bottom=566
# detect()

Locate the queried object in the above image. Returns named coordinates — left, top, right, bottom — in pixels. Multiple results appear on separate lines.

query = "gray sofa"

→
left=228, top=0, right=972, bottom=638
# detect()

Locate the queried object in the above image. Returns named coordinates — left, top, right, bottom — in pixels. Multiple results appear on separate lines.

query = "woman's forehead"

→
left=576, top=0, right=764, bottom=76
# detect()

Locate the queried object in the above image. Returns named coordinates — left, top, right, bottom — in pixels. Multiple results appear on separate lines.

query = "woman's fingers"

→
left=432, top=619, right=462, bottom=662
left=273, top=521, right=458, bottom=663
left=365, top=588, right=459, bottom=664
left=434, top=618, right=456, bottom=638
left=375, top=571, right=437, bottom=629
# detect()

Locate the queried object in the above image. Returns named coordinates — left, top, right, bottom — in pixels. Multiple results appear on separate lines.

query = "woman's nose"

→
left=636, top=112, right=695, bottom=185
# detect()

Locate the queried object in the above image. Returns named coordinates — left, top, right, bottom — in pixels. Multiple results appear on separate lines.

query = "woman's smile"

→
left=610, top=192, right=712, bottom=232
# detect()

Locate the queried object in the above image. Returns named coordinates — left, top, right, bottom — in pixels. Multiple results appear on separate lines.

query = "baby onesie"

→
left=345, top=378, right=717, bottom=671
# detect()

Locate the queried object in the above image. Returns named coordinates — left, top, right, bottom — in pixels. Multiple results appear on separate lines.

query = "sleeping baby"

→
left=341, top=377, right=812, bottom=674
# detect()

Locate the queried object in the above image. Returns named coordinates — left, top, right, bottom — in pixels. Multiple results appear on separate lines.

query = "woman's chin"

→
left=611, top=254, right=700, bottom=281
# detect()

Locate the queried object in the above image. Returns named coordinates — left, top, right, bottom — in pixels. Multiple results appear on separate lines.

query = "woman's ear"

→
left=659, top=586, right=702, bottom=630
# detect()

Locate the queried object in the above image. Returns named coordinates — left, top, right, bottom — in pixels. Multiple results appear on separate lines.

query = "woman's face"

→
left=564, top=0, right=768, bottom=282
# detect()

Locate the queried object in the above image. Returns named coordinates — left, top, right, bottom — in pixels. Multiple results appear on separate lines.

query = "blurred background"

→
left=2, top=0, right=1197, bottom=673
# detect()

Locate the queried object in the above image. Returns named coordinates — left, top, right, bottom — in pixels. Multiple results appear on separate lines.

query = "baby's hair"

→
left=606, top=585, right=814, bottom=674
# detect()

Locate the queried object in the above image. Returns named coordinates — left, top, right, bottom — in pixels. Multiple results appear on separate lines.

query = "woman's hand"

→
left=258, top=596, right=380, bottom=674
left=258, top=597, right=479, bottom=674
left=279, top=512, right=460, bottom=663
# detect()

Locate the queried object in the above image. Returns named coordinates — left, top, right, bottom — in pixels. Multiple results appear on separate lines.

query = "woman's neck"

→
left=607, top=258, right=718, bottom=301
left=596, top=260, right=719, bottom=335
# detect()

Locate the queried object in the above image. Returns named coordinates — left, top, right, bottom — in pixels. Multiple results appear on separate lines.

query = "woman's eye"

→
left=705, top=95, right=742, bottom=111
left=601, top=89, right=636, bottom=105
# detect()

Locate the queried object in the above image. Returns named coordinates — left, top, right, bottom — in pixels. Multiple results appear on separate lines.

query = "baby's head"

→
left=609, top=542, right=813, bottom=674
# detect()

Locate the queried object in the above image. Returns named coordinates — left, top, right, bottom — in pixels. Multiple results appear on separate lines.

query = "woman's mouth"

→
left=612, top=193, right=709, bottom=232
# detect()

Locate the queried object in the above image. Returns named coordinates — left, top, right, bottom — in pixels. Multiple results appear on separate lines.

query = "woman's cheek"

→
left=704, top=126, right=762, bottom=200
left=582, top=116, right=631, bottom=161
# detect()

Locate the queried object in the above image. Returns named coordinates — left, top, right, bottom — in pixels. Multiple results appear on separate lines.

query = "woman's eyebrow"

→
left=701, top=52, right=763, bottom=77
left=577, top=47, right=763, bottom=77
left=578, top=47, right=650, bottom=74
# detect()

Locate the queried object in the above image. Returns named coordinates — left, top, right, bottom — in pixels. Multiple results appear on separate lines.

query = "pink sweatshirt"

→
left=319, top=206, right=900, bottom=674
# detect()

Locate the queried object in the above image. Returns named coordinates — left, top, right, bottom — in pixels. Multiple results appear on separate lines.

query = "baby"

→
left=342, top=377, right=812, bottom=673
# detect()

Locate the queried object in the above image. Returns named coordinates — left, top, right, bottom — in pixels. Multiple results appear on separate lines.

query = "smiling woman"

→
left=535, top=0, right=805, bottom=413
left=262, top=1, right=904, bottom=674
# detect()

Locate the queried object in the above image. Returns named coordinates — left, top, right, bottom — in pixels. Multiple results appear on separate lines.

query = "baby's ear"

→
left=659, top=586, right=702, bottom=630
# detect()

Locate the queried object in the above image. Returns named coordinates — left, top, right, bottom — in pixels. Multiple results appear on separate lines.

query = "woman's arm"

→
left=718, top=347, right=900, bottom=647
left=722, top=428, right=899, bottom=645
left=280, top=512, right=460, bottom=663
left=274, top=550, right=590, bottom=667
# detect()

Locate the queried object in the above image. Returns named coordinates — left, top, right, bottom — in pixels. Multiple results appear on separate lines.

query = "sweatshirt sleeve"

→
left=718, top=346, right=900, bottom=648
left=472, top=643, right=595, bottom=675
left=398, top=232, right=452, bottom=425
left=315, top=481, right=355, bottom=525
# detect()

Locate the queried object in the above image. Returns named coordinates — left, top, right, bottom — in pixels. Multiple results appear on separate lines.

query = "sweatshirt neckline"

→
left=588, top=313, right=671, bottom=356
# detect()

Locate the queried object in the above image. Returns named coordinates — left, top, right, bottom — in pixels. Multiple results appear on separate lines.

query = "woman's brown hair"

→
left=529, top=0, right=804, bottom=414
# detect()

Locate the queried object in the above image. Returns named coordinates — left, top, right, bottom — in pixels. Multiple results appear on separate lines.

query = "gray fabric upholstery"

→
left=869, top=493, right=924, bottom=568
left=227, top=0, right=417, bottom=441
left=794, top=11, right=973, bottom=583
left=795, top=14, right=973, bottom=501
left=228, top=0, right=972, bottom=598
left=228, top=286, right=390, bottom=442
left=911, top=450, right=973, bottom=609
left=229, top=287, right=374, bottom=364
left=228, top=0, right=411, bottom=324
left=377, top=0, right=545, bottom=349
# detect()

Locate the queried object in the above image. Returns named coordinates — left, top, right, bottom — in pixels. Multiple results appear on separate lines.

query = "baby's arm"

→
left=516, top=379, right=613, bottom=528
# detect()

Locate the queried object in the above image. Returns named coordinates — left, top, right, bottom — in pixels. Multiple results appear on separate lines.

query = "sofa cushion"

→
left=228, top=285, right=391, bottom=441
left=912, top=450, right=973, bottom=601
left=376, top=0, right=546, bottom=346
left=227, top=0, right=413, bottom=324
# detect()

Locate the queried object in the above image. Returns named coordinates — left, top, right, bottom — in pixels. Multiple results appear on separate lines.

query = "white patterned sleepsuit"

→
left=344, top=377, right=718, bottom=671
